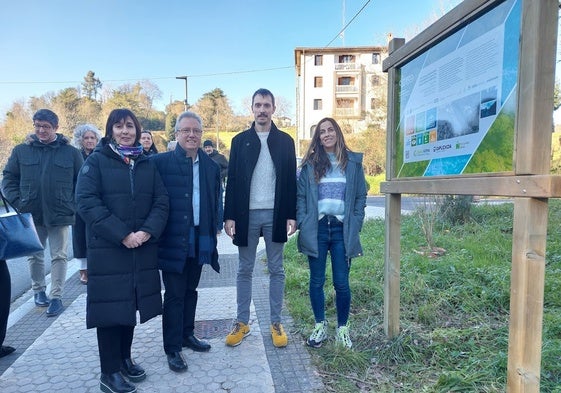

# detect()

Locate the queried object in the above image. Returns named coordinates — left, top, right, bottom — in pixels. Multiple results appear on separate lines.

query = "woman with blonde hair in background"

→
left=72, top=123, right=102, bottom=284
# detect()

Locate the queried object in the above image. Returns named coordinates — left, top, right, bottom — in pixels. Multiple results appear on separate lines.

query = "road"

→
left=1, top=203, right=74, bottom=303
left=367, top=195, right=425, bottom=211
left=5, top=196, right=508, bottom=303
left=4, top=196, right=418, bottom=302
left=6, top=235, right=75, bottom=303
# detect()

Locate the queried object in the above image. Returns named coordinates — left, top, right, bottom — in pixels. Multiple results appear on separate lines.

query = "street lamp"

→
left=176, top=75, right=188, bottom=111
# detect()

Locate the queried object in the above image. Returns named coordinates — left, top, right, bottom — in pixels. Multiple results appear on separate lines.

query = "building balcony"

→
left=335, top=85, right=359, bottom=93
left=334, top=63, right=361, bottom=71
left=334, top=108, right=361, bottom=117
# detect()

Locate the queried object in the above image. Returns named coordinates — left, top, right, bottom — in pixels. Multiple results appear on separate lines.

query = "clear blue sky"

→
left=0, top=0, right=464, bottom=119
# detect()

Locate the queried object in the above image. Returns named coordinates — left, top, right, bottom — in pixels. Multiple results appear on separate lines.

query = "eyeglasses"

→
left=176, top=128, right=203, bottom=136
left=33, top=123, right=53, bottom=131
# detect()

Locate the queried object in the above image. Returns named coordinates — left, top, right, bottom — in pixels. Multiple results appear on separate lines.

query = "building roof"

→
left=294, top=45, right=388, bottom=75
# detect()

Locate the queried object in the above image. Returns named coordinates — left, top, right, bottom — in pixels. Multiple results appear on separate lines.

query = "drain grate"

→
left=194, top=318, right=235, bottom=339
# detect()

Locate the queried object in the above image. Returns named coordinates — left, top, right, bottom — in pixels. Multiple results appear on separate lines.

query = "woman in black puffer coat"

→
left=76, top=108, right=168, bottom=393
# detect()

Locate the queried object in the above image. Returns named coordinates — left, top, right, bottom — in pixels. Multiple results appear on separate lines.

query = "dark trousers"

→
left=96, top=325, right=134, bottom=374
left=162, top=254, right=203, bottom=354
left=0, top=260, right=10, bottom=347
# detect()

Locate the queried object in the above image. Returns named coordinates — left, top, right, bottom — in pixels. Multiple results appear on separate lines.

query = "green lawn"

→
left=284, top=199, right=561, bottom=392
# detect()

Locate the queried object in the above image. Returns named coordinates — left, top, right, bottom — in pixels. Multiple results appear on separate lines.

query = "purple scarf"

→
left=111, top=142, right=144, bottom=164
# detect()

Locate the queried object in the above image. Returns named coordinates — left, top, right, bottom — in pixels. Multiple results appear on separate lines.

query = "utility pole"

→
left=175, top=76, right=188, bottom=111
left=341, top=0, right=345, bottom=45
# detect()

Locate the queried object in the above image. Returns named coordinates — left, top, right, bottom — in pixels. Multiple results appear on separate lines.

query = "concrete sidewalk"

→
left=0, top=206, right=386, bottom=393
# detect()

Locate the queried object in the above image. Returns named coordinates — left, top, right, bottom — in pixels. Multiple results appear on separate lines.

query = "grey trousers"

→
left=28, top=225, right=69, bottom=299
left=236, top=209, right=285, bottom=325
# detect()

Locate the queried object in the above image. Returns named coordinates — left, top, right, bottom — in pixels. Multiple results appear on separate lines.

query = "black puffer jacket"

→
left=151, top=145, right=221, bottom=274
left=75, top=139, right=169, bottom=329
left=2, top=134, right=83, bottom=226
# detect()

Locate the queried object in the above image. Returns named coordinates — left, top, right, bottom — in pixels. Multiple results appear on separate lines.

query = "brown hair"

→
left=301, top=117, right=351, bottom=182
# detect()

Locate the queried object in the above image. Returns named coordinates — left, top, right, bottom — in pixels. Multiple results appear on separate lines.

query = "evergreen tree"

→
left=82, top=71, right=103, bottom=101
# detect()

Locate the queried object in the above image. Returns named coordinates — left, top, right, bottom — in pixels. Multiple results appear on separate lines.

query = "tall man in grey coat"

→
left=224, top=88, right=297, bottom=348
left=2, top=109, right=83, bottom=317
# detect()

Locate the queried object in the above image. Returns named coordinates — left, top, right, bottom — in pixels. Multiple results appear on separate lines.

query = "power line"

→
left=0, top=1, right=372, bottom=87
left=324, top=0, right=373, bottom=47
left=0, top=66, right=294, bottom=86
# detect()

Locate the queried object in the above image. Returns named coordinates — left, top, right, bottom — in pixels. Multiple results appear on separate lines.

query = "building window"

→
left=338, top=54, right=355, bottom=63
left=314, top=76, right=323, bottom=88
left=336, top=98, right=354, bottom=109
left=372, top=52, right=381, bottom=64
left=313, top=99, right=323, bottom=110
left=309, top=125, right=316, bottom=137
left=338, top=76, right=353, bottom=86
left=314, top=55, right=323, bottom=66
left=371, top=74, right=380, bottom=86
left=335, top=98, right=356, bottom=116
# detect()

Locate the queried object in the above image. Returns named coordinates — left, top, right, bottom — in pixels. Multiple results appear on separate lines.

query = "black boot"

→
left=0, top=346, right=15, bottom=358
left=100, top=372, right=136, bottom=393
left=120, top=358, right=146, bottom=382
left=166, top=352, right=188, bottom=373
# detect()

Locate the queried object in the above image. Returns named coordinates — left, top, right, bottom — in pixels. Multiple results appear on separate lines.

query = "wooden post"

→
left=507, top=198, right=547, bottom=392
left=383, top=37, right=405, bottom=338
left=506, top=0, right=558, bottom=391
left=384, top=193, right=401, bottom=337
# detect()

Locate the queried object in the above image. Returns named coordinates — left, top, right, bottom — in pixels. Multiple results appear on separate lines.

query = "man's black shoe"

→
left=182, top=335, right=211, bottom=352
left=166, top=352, right=188, bottom=373
left=0, top=346, right=15, bottom=358
left=34, top=291, right=49, bottom=307
left=46, top=298, right=63, bottom=317
left=120, top=358, right=146, bottom=382
left=100, top=372, right=136, bottom=393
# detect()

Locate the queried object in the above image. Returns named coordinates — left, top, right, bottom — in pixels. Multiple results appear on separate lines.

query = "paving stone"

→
left=0, top=233, right=328, bottom=392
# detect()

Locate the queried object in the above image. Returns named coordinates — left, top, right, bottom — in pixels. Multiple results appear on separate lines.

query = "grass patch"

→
left=284, top=200, right=561, bottom=392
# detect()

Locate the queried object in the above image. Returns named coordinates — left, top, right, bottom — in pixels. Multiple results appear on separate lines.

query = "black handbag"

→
left=0, top=190, right=44, bottom=260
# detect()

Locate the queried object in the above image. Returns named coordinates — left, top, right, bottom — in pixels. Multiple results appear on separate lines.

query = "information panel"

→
left=395, top=0, right=520, bottom=178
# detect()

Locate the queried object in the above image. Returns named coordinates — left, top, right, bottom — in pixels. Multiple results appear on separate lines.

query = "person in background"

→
left=224, top=88, right=297, bottom=348
left=167, top=140, right=177, bottom=151
left=202, top=139, right=228, bottom=185
left=0, top=259, right=15, bottom=358
left=140, top=130, right=158, bottom=156
left=203, top=139, right=227, bottom=234
left=152, top=111, right=221, bottom=373
left=76, top=108, right=168, bottom=393
left=296, top=117, right=367, bottom=349
left=72, top=123, right=102, bottom=284
left=2, top=109, right=83, bottom=317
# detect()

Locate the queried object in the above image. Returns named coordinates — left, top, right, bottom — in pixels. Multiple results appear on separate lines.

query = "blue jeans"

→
left=308, top=215, right=351, bottom=327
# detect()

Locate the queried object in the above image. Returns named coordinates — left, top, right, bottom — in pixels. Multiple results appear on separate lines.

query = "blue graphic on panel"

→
left=502, top=0, right=520, bottom=107
left=424, top=155, right=472, bottom=176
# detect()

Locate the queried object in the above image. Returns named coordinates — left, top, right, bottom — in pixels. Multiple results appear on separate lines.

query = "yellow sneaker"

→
left=270, top=322, right=288, bottom=348
left=225, top=321, right=250, bottom=347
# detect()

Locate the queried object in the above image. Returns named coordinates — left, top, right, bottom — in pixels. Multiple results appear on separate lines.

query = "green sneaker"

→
left=336, top=325, right=352, bottom=349
left=306, top=321, right=327, bottom=348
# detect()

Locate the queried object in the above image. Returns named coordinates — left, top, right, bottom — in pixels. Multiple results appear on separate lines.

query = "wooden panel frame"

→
left=381, top=1, right=559, bottom=391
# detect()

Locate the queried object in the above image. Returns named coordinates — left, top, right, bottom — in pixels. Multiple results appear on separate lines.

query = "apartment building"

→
left=294, top=46, right=388, bottom=143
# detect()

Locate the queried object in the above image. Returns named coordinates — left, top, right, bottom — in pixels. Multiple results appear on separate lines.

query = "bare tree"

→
left=273, top=95, right=292, bottom=121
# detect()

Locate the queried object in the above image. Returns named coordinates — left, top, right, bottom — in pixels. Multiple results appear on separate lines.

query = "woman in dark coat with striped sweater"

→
left=76, top=109, right=168, bottom=393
